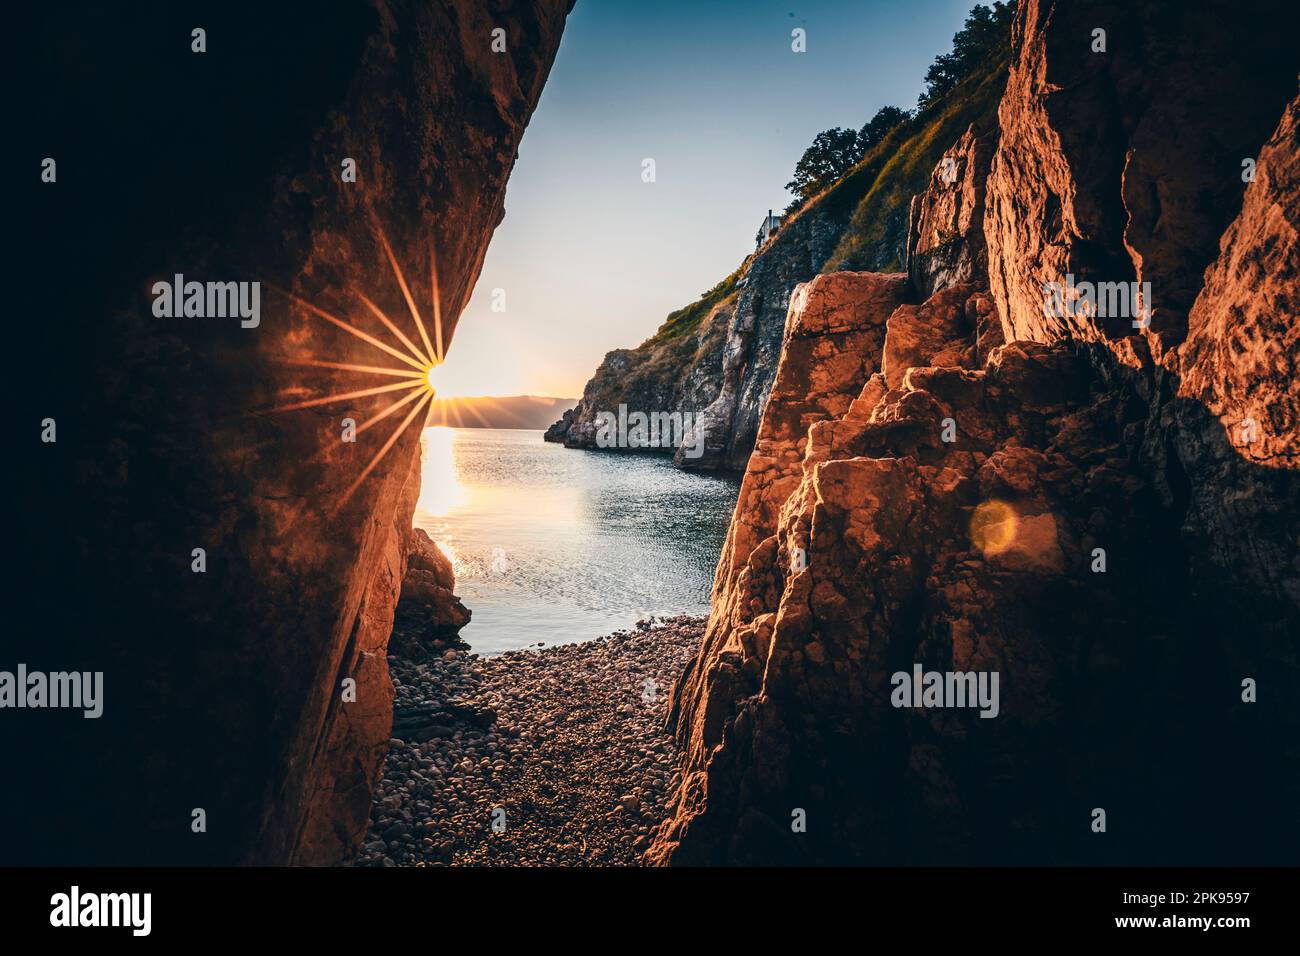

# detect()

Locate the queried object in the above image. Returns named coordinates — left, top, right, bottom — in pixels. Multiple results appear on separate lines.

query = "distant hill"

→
left=427, top=395, right=579, bottom=430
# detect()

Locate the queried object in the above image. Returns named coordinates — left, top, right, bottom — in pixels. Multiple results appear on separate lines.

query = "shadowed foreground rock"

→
left=13, top=0, right=571, bottom=865
left=651, top=2, right=1298, bottom=866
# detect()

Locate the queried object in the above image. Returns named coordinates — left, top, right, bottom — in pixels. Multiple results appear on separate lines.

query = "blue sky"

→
left=435, top=0, right=980, bottom=398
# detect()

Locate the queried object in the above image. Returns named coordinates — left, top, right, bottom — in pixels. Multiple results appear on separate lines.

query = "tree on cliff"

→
left=785, top=126, right=864, bottom=202
left=918, top=2, right=1016, bottom=107
left=784, top=1, right=1011, bottom=210
left=785, top=107, right=912, bottom=206
left=858, top=105, right=911, bottom=153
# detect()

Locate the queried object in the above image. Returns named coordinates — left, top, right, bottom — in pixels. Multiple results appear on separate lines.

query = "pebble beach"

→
left=353, top=616, right=703, bottom=866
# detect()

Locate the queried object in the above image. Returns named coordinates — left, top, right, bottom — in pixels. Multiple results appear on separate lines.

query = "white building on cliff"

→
left=755, top=209, right=782, bottom=249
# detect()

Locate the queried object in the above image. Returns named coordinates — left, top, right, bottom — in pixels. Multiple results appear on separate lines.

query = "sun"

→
left=262, top=215, right=450, bottom=513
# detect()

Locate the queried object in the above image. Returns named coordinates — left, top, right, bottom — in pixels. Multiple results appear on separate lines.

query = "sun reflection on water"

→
left=415, top=426, right=466, bottom=519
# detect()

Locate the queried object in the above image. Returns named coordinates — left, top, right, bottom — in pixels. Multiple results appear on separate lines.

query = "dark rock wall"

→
left=986, top=0, right=1296, bottom=352
left=12, top=0, right=569, bottom=865
left=984, top=0, right=1299, bottom=675
left=652, top=0, right=1298, bottom=866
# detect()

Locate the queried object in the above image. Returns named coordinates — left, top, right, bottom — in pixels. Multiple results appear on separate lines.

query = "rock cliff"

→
left=13, top=0, right=570, bottom=865
left=906, top=124, right=995, bottom=298
left=652, top=0, right=1298, bottom=865
left=546, top=289, right=736, bottom=452
left=548, top=52, right=1010, bottom=471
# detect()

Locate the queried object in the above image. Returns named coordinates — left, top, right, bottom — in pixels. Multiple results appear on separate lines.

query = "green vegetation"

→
left=820, top=52, right=1009, bottom=271
left=785, top=127, right=865, bottom=204
left=643, top=258, right=750, bottom=345
left=634, top=2, right=1015, bottom=346
left=858, top=106, right=912, bottom=154
left=918, top=2, right=1016, bottom=108
left=784, top=103, right=912, bottom=206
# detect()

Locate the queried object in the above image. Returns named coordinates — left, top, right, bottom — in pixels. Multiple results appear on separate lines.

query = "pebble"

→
left=350, top=616, right=704, bottom=867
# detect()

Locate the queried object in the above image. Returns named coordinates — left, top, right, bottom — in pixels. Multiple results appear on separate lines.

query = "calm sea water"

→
left=413, top=427, right=741, bottom=655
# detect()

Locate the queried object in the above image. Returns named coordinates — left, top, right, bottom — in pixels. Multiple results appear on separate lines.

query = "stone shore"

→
left=352, top=616, right=703, bottom=866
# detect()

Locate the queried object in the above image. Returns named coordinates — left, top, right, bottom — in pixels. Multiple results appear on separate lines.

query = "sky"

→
left=434, top=0, right=980, bottom=399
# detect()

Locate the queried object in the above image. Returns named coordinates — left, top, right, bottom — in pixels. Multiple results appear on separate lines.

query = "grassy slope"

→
left=820, top=54, right=1008, bottom=271
left=643, top=259, right=750, bottom=346
left=621, top=289, right=736, bottom=394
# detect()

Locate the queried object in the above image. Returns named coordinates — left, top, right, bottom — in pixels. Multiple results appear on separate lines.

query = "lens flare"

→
left=970, top=499, right=1019, bottom=556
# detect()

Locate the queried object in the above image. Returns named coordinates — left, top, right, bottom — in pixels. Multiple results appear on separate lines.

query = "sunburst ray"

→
left=268, top=212, right=458, bottom=518
left=334, top=388, right=434, bottom=513
left=354, top=291, right=433, bottom=368
left=264, top=377, right=423, bottom=415
left=429, top=237, right=445, bottom=363
left=454, top=397, right=494, bottom=429
left=373, top=219, right=439, bottom=369
left=356, top=382, right=429, bottom=436
left=285, top=358, right=427, bottom=379
left=267, top=283, right=427, bottom=373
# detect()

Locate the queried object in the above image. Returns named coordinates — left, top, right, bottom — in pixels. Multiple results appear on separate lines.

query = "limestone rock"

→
left=546, top=295, right=734, bottom=454
left=882, top=284, right=977, bottom=388
left=1172, top=86, right=1300, bottom=625
left=681, top=207, right=861, bottom=470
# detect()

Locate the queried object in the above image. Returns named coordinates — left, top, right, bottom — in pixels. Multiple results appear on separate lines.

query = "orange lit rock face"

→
left=1171, top=89, right=1300, bottom=627
left=245, top=0, right=572, bottom=866
left=1178, top=93, right=1299, bottom=474
left=702, top=271, right=909, bottom=616
left=906, top=123, right=994, bottom=300
left=654, top=287, right=1153, bottom=864
left=654, top=4, right=1299, bottom=866
left=984, top=0, right=1296, bottom=352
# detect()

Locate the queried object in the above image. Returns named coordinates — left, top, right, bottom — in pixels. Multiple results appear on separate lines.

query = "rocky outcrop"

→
left=544, top=407, right=579, bottom=442
left=545, top=194, right=860, bottom=470
left=390, top=528, right=472, bottom=659
left=546, top=293, right=734, bottom=452
left=985, top=0, right=1296, bottom=352
left=678, top=208, right=861, bottom=470
left=906, top=123, right=995, bottom=298
left=696, top=272, right=910, bottom=629
left=983, top=0, right=1298, bottom=642
left=13, top=0, right=570, bottom=865
left=1171, top=86, right=1300, bottom=640
left=652, top=2, right=1298, bottom=866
